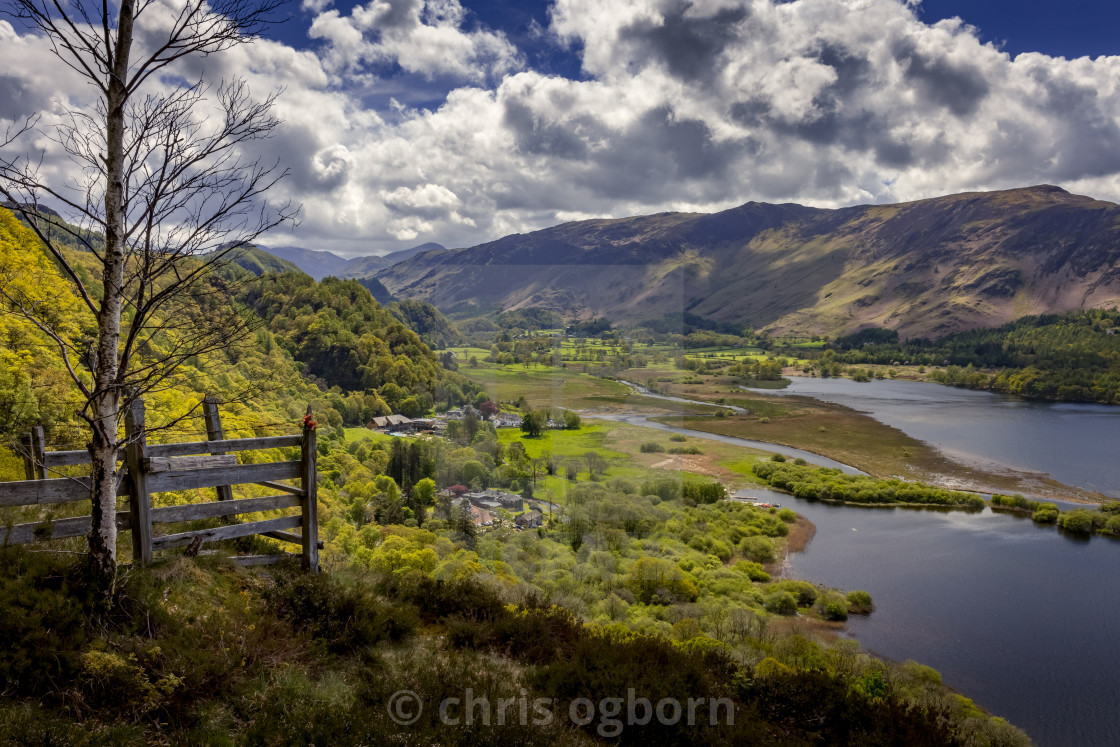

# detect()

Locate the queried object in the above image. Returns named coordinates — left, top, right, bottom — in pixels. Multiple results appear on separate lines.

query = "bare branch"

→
left=0, top=0, right=299, bottom=589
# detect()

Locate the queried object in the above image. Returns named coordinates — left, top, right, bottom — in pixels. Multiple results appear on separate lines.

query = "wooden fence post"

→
left=300, top=405, right=320, bottom=572
left=21, top=427, right=47, bottom=480
left=124, top=399, right=154, bottom=565
left=20, top=432, right=35, bottom=480
left=203, top=396, right=234, bottom=504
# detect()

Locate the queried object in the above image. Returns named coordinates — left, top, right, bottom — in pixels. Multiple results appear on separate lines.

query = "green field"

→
left=494, top=418, right=775, bottom=507
left=343, top=427, right=394, bottom=444
left=445, top=354, right=717, bottom=414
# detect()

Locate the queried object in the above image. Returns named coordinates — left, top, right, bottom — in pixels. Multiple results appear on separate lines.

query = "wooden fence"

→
left=2, top=397, right=319, bottom=571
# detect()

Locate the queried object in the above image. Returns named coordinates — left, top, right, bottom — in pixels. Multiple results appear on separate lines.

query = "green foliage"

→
left=739, top=536, right=777, bottom=563
left=625, top=557, right=699, bottom=604
left=1057, top=509, right=1097, bottom=536
left=519, top=411, right=542, bottom=438
left=763, top=590, right=798, bottom=615
left=667, top=444, right=703, bottom=454
left=228, top=246, right=304, bottom=276
left=0, top=703, right=143, bottom=745
left=846, top=590, right=874, bottom=614
left=753, top=460, right=985, bottom=508
left=264, top=570, right=417, bottom=653
left=241, top=273, right=484, bottom=419
left=732, top=561, right=771, bottom=582
left=1032, top=504, right=1060, bottom=524
left=771, top=580, right=818, bottom=607
left=640, top=475, right=682, bottom=501
left=828, top=308, right=1120, bottom=403
left=494, top=307, right=564, bottom=331
left=817, top=594, right=850, bottom=621
left=386, top=298, right=459, bottom=349
left=0, top=548, right=95, bottom=693
left=991, top=494, right=1041, bottom=512
left=639, top=441, right=665, bottom=453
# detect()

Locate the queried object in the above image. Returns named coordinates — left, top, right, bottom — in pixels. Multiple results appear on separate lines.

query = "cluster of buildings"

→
left=438, top=485, right=545, bottom=529
left=365, top=407, right=550, bottom=530
left=367, top=405, right=572, bottom=437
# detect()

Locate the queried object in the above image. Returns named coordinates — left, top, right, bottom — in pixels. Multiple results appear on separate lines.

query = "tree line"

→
left=822, top=310, right=1120, bottom=403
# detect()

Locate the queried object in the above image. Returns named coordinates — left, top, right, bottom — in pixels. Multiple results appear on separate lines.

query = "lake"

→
left=746, top=377, right=1120, bottom=497
left=732, top=485, right=1120, bottom=747
left=607, top=378, right=1120, bottom=744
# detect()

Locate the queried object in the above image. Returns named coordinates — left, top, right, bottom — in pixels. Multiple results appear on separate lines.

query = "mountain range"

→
left=262, top=242, right=446, bottom=281
left=370, top=186, right=1120, bottom=339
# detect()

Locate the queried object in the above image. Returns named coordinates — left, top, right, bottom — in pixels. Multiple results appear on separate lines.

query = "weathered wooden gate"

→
left=2, top=397, right=319, bottom=570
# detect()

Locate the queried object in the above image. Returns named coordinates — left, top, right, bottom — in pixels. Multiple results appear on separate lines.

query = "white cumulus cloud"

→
left=4, top=0, right=1120, bottom=257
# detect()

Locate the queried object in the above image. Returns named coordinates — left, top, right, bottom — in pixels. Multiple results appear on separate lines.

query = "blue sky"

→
left=269, top=0, right=1120, bottom=62
left=6, top=0, right=1120, bottom=255
left=918, top=1, right=1120, bottom=60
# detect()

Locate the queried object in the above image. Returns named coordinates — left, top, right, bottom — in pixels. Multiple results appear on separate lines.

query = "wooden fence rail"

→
left=1, top=397, right=319, bottom=571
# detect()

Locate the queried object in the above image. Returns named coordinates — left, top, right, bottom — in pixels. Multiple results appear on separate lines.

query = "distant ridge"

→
left=263, top=245, right=351, bottom=280
left=260, top=242, right=447, bottom=281
left=228, top=246, right=305, bottom=277
left=376, top=185, right=1120, bottom=338
left=337, top=242, right=447, bottom=278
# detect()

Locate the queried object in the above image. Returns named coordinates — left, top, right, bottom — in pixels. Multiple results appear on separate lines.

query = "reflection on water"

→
left=762, top=488, right=1120, bottom=747
left=747, top=378, right=1120, bottom=497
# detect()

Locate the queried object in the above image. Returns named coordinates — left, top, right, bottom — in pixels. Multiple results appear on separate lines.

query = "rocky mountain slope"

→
left=375, top=186, right=1120, bottom=338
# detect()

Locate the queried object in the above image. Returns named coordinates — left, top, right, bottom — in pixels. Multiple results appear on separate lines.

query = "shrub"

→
left=740, top=536, right=776, bottom=563
left=1100, top=515, right=1120, bottom=537
left=682, top=479, right=725, bottom=504
left=385, top=573, right=506, bottom=624
left=817, top=594, right=849, bottom=621
left=668, top=445, right=702, bottom=455
left=265, top=570, right=417, bottom=652
left=1032, top=503, right=1060, bottom=524
left=640, top=441, right=665, bottom=453
left=764, top=590, right=798, bottom=615
left=992, top=494, right=1039, bottom=512
left=772, top=580, right=817, bottom=607
left=1058, top=510, right=1096, bottom=536
left=733, top=561, right=771, bottom=582
left=846, top=590, right=874, bottom=614
left=771, top=454, right=787, bottom=462
left=669, top=434, right=687, bottom=442
left=0, top=703, right=142, bottom=745
left=0, top=548, right=93, bottom=694
left=641, top=476, right=682, bottom=501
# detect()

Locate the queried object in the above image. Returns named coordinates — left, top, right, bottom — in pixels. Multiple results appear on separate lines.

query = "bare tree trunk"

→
left=3, top=0, right=294, bottom=597
left=85, top=0, right=135, bottom=595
